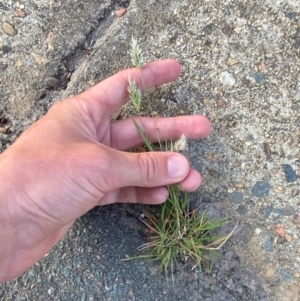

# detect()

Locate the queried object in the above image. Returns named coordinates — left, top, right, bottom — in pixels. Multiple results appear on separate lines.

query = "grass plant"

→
left=123, top=37, right=235, bottom=275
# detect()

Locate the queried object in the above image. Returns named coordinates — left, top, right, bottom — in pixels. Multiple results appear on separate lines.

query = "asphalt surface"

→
left=1, top=0, right=300, bottom=300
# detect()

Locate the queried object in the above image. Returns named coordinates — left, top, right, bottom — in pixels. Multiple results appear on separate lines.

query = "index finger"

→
left=77, top=59, right=181, bottom=119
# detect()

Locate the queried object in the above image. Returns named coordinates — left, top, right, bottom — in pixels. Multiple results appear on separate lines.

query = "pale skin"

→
left=0, top=59, right=211, bottom=283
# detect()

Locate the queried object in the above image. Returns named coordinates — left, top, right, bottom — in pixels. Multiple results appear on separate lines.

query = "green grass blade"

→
left=131, top=117, right=154, bottom=151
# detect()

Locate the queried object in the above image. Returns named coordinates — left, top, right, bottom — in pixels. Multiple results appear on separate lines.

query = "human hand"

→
left=0, top=59, right=210, bottom=282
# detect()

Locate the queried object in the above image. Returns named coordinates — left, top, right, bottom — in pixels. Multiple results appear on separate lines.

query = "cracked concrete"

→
left=1, top=0, right=300, bottom=300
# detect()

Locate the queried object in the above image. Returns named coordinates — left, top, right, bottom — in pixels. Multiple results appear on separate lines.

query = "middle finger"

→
left=110, top=115, right=211, bottom=150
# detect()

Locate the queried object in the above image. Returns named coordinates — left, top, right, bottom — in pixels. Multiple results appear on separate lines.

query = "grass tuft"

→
left=139, top=185, right=232, bottom=275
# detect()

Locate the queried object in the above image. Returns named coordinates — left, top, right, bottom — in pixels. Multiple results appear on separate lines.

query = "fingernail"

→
left=167, top=155, right=188, bottom=178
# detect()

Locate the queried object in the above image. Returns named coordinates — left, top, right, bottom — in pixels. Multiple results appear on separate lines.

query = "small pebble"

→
left=128, top=288, right=134, bottom=300
left=264, top=206, right=273, bottom=218
left=48, top=287, right=55, bottom=296
left=104, top=286, right=111, bottom=292
left=276, top=269, right=293, bottom=282
left=31, top=52, right=49, bottom=65
left=273, top=224, right=285, bottom=237
left=271, top=209, right=283, bottom=220
left=203, top=98, right=210, bottom=106
left=234, top=27, right=242, bottom=34
left=285, top=12, right=293, bottom=19
left=63, top=268, right=71, bottom=278
left=2, top=22, right=18, bottom=36
left=293, top=214, right=300, bottom=228
left=249, top=70, right=264, bottom=84
left=236, top=205, right=247, bottom=214
left=137, top=265, right=147, bottom=273
left=228, top=192, right=244, bottom=203
left=265, top=267, right=275, bottom=278
left=291, top=189, right=299, bottom=197
left=0, top=3, right=9, bottom=11
left=220, top=71, right=236, bottom=86
left=222, top=25, right=234, bottom=36
left=255, top=228, right=262, bottom=235
left=257, top=61, right=266, bottom=71
left=209, top=169, right=220, bottom=179
left=251, top=181, right=269, bottom=197
left=217, top=99, right=228, bottom=108
left=198, top=69, right=208, bottom=77
left=45, top=77, right=59, bottom=88
left=264, top=236, right=274, bottom=252
left=142, top=283, right=148, bottom=289
left=146, top=86, right=156, bottom=94
left=265, top=206, right=283, bottom=220
left=15, top=8, right=27, bottom=17
left=223, top=7, right=230, bottom=15
left=195, top=266, right=202, bottom=274
left=116, top=8, right=127, bottom=17
left=282, top=205, right=296, bottom=216
left=246, top=198, right=256, bottom=207
left=15, top=59, right=24, bottom=67
left=282, top=164, right=297, bottom=182
left=226, top=57, right=239, bottom=66
left=218, top=161, right=226, bottom=179
left=285, top=233, right=292, bottom=242
left=191, top=157, right=202, bottom=173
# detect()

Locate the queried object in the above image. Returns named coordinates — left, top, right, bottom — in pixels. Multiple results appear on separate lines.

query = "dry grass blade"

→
left=204, top=222, right=238, bottom=250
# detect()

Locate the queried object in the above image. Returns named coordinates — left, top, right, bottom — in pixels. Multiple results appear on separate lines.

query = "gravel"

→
left=1, top=0, right=300, bottom=300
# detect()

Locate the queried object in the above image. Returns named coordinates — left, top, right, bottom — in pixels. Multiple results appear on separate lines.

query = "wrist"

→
left=0, top=149, right=37, bottom=282
left=0, top=147, right=74, bottom=283
left=0, top=151, right=19, bottom=282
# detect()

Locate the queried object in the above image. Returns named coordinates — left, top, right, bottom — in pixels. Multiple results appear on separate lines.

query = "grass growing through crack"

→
left=140, top=188, right=228, bottom=274
left=123, top=37, right=235, bottom=275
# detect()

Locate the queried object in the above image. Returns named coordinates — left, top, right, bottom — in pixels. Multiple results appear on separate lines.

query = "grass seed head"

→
left=174, top=134, right=188, bottom=152
left=128, top=76, right=142, bottom=112
left=130, top=36, right=144, bottom=68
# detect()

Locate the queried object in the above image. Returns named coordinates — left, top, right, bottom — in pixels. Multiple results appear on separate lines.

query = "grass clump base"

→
left=126, top=185, right=233, bottom=276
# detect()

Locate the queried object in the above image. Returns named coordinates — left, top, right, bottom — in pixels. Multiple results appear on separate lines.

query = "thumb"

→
left=103, top=150, right=190, bottom=190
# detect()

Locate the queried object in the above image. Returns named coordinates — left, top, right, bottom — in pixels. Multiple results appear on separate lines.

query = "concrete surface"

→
left=1, top=0, right=300, bottom=300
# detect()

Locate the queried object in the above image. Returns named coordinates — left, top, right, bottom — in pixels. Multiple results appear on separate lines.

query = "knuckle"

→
left=137, top=153, right=158, bottom=183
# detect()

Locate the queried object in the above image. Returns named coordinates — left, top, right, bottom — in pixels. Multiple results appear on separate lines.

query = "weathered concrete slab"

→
left=1, top=0, right=300, bottom=300
left=0, top=0, right=116, bottom=133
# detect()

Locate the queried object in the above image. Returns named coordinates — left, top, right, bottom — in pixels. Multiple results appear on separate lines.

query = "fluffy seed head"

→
left=174, top=134, right=188, bottom=152
left=130, top=36, right=144, bottom=68
left=128, top=76, right=142, bottom=112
